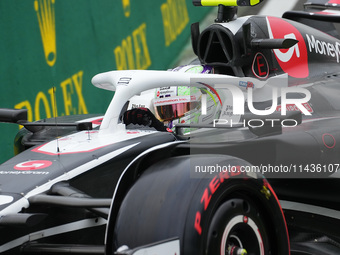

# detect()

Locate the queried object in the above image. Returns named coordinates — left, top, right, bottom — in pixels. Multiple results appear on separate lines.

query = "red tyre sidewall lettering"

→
left=186, top=171, right=289, bottom=255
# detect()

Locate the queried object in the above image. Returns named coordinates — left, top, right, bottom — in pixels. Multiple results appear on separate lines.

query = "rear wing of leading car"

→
left=304, top=0, right=340, bottom=10
left=283, top=0, right=340, bottom=24
left=282, top=0, right=340, bottom=38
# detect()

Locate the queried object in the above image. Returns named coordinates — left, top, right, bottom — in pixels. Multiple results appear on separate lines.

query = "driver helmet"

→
left=153, top=65, right=223, bottom=131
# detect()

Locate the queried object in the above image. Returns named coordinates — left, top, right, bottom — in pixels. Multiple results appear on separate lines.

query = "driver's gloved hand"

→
left=122, top=108, right=171, bottom=132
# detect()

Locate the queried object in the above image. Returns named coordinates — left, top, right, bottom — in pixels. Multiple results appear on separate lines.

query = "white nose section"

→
left=0, top=195, right=14, bottom=206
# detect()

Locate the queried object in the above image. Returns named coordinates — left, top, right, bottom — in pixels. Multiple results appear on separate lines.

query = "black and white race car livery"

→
left=1, top=0, right=340, bottom=254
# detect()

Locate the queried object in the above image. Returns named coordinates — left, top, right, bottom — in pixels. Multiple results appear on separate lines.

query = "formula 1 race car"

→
left=1, top=0, right=340, bottom=254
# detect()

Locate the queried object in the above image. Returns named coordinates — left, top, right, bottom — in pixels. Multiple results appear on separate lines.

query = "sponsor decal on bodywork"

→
left=266, top=16, right=309, bottom=78
left=252, top=52, right=269, bottom=79
left=14, top=160, right=52, bottom=170
left=306, top=34, right=340, bottom=63
left=275, top=102, right=313, bottom=114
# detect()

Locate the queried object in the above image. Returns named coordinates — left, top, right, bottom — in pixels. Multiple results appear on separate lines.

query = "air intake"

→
left=197, top=24, right=235, bottom=67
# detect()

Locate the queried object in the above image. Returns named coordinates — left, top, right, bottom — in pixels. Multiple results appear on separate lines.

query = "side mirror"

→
left=0, top=108, right=27, bottom=124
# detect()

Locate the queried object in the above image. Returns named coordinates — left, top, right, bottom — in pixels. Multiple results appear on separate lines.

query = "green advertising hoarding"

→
left=0, top=0, right=211, bottom=162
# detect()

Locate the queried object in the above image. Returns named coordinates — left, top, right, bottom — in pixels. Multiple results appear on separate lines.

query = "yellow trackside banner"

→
left=0, top=0, right=211, bottom=162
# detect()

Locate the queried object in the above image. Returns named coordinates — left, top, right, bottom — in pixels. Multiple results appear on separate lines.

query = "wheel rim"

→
left=220, top=215, right=264, bottom=255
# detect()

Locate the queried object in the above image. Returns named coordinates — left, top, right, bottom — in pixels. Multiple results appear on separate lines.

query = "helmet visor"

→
left=153, top=95, right=200, bottom=121
left=155, top=102, right=200, bottom=121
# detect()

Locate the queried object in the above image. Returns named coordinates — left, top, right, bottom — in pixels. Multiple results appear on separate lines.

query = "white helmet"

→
left=153, top=65, right=223, bottom=131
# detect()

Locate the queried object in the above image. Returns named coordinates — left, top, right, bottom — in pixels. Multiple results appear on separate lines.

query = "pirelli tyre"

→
left=111, top=155, right=289, bottom=255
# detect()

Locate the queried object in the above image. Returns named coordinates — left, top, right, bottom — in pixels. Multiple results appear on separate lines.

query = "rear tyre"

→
left=110, top=155, right=289, bottom=255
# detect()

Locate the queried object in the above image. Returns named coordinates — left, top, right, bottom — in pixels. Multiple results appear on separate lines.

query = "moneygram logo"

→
left=14, top=160, right=52, bottom=170
left=306, top=34, right=340, bottom=63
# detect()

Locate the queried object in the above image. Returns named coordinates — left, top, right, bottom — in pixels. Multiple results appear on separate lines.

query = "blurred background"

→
left=0, top=0, right=305, bottom=163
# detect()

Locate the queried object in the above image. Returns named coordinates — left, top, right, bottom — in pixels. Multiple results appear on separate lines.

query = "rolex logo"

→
left=34, top=0, right=57, bottom=67
left=122, top=0, right=130, bottom=17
